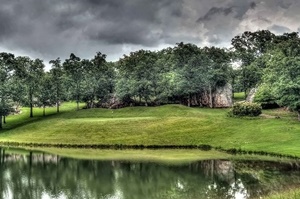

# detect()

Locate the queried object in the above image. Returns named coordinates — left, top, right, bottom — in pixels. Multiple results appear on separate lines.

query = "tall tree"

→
left=14, top=57, right=45, bottom=118
left=82, top=52, right=114, bottom=108
left=38, top=72, right=55, bottom=116
left=231, top=30, right=275, bottom=96
left=203, top=47, right=232, bottom=107
left=63, top=53, right=83, bottom=110
left=261, top=32, right=300, bottom=120
left=171, top=43, right=204, bottom=106
left=49, top=58, right=65, bottom=113
left=116, top=50, right=159, bottom=106
left=0, top=53, right=15, bottom=128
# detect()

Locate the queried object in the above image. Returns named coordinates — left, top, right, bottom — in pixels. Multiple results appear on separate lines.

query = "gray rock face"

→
left=213, top=83, right=233, bottom=108
left=246, top=88, right=258, bottom=102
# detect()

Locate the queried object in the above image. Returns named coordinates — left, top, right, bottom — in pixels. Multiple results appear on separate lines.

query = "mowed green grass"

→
left=233, top=92, right=246, bottom=101
left=0, top=103, right=300, bottom=157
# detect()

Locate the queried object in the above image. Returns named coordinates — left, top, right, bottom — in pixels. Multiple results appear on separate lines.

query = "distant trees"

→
left=116, top=43, right=232, bottom=107
left=1, top=29, right=300, bottom=126
left=63, top=53, right=83, bottom=111
left=116, top=50, right=159, bottom=105
left=0, top=53, right=15, bottom=128
left=49, top=58, right=65, bottom=113
left=82, top=52, right=115, bottom=108
left=258, top=33, right=300, bottom=120
left=231, top=30, right=275, bottom=96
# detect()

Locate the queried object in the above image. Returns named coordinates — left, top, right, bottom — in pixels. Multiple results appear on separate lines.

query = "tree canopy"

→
left=1, top=29, right=300, bottom=128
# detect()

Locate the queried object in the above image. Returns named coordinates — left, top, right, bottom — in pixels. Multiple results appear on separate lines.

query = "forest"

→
left=1, top=29, right=300, bottom=129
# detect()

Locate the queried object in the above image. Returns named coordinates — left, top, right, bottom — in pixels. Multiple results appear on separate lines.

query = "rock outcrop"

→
left=246, top=88, right=258, bottom=103
left=213, top=83, right=233, bottom=108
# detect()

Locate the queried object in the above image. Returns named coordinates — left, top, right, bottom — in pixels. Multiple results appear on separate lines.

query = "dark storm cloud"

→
left=197, top=7, right=234, bottom=22
left=250, top=2, right=257, bottom=9
left=0, top=0, right=185, bottom=63
left=0, top=0, right=299, bottom=65
left=197, top=1, right=258, bottom=23
left=0, top=8, right=13, bottom=39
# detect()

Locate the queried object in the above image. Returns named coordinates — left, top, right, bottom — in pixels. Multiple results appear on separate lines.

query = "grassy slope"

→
left=263, top=189, right=300, bottom=199
left=0, top=103, right=300, bottom=156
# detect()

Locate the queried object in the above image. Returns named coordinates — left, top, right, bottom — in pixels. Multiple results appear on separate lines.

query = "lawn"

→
left=0, top=102, right=300, bottom=157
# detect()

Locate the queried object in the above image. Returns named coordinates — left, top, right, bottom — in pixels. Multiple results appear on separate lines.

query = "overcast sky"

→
left=0, top=0, right=300, bottom=66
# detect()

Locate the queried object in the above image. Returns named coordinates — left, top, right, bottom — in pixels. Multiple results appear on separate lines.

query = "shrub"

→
left=254, top=84, right=279, bottom=109
left=231, top=102, right=262, bottom=117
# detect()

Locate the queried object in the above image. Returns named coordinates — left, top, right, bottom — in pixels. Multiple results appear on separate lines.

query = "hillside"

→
left=0, top=103, right=299, bottom=157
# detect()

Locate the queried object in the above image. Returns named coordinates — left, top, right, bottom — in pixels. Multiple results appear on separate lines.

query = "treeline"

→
left=0, top=43, right=233, bottom=127
left=1, top=30, right=300, bottom=128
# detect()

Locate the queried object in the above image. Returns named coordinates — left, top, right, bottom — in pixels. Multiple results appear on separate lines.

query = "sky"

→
left=0, top=0, right=300, bottom=66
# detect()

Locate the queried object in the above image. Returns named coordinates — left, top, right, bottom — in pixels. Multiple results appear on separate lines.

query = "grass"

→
left=3, top=147, right=295, bottom=165
left=233, top=92, right=246, bottom=101
left=0, top=102, right=300, bottom=157
left=262, top=189, right=300, bottom=199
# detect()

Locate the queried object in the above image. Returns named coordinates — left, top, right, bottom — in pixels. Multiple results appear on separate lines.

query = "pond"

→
left=0, top=148, right=300, bottom=199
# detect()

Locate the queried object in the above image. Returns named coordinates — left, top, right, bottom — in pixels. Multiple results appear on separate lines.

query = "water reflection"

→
left=0, top=148, right=300, bottom=199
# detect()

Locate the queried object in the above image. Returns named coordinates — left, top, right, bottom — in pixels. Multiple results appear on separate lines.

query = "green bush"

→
left=254, top=84, right=279, bottom=109
left=231, top=102, right=262, bottom=117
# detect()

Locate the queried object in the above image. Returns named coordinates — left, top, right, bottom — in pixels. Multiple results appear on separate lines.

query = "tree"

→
left=116, top=50, right=159, bottom=106
left=170, top=43, right=208, bottom=106
left=38, top=73, right=55, bottom=116
left=231, top=30, right=275, bottom=96
left=14, top=57, right=45, bottom=118
left=261, top=32, right=300, bottom=120
left=63, top=53, right=83, bottom=110
left=82, top=52, right=115, bottom=108
left=203, top=47, right=232, bottom=107
left=0, top=53, right=15, bottom=128
left=49, top=58, right=65, bottom=113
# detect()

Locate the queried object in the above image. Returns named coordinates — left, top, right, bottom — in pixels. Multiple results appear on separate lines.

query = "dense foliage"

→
left=230, top=102, right=262, bottom=117
left=1, top=29, right=300, bottom=129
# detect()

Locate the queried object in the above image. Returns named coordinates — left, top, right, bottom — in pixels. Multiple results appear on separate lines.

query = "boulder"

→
left=246, top=88, right=258, bottom=102
left=213, top=83, right=233, bottom=108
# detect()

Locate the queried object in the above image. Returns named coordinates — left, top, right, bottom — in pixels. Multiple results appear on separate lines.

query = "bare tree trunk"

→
left=188, top=93, right=191, bottom=107
left=298, top=111, right=300, bottom=121
left=3, top=116, right=5, bottom=124
left=43, top=105, right=46, bottom=116
left=29, top=90, right=33, bottom=117
left=30, top=103, right=33, bottom=118
left=56, top=87, right=60, bottom=113
left=0, top=115, right=2, bottom=129
left=56, top=101, right=60, bottom=113
left=209, top=85, right=213, bottom=108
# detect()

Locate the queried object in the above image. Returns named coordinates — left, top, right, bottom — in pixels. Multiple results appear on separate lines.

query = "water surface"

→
left=0, top=148, right=300, bottom=199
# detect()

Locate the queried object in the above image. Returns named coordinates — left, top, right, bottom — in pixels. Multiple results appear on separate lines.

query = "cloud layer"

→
left=0, top=0, right=299, bottom=64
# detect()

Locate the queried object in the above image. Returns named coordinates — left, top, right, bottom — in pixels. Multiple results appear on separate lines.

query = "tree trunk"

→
left=188, top=94, right=191, bottom=107
left=232, top=77, right=235, bottom=99
left=298, top=111, right=300, bottom=121
left=0, top=148, right=2, bottom=164
left=56, top=87, right=60, bottom=113
left=209, top=85, right=213, bottom=108
left=29, top=90, right=33, bottom=118
left=56, top=101, right=60, bottom=113
left=43, top=105, right=46, bottom=117
left=3, top=115, right=6, bottom=124
left=30, top=103, right=33, bottom=118
left=77, top=100, right=79, bottom=111
left=0, top=115, right=2, bottom=129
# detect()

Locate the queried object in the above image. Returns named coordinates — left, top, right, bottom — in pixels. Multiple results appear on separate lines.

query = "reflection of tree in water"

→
left=1, top=149, right=300, bottom=199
